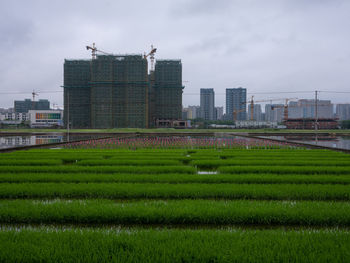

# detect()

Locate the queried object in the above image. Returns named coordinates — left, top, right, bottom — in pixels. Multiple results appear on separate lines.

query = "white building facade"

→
left=28, top=110, right=63, bottom=128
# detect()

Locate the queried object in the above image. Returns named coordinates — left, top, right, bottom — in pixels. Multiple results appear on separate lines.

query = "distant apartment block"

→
left=265, top=104, right=284, bottom=122
left=200, top=89, right=215, bottom=120
left=215, top=107, right=224, bottom=120
left=0, top=112, right=29, bottom=122
left=288, top=99, right=333, bottom=119
left=14, top=99, right=50, bottom=113
left=226, top=88, right=247, bottom=121
left=248, top=104, right=262, bottom=121
left=336, top=104, right=350, bottom=120
left=187, top=106, right=200, bottom=119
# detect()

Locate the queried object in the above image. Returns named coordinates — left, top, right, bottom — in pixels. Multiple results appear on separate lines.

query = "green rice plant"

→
left=0, top=183, right=349, bottom=200
left=76, top=159, right=181, bottom=166
left=193, top=159, right=350, bottom=169
left=1, top=227, right=350, bottom=263
left=1, top=199, right=350, bottom=226
left=1, top=173, right=350, bottom=184
left=218, top=166, right=350, bottom=175
left=0, top=160, right=62, bottom=166
left=0, top=165, right=196, bottom=174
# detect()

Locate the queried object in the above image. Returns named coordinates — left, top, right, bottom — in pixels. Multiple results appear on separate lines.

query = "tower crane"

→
left=271, top=99, right=330, bottom=122
left=233, top=108, right=246, bottom=121
left=242, top=96, right=296, bottom=121
left=144, top=45, right=157, bottom=71
left=86, top=43, right=112, bottom=59
left=269, top=98, right=298, bottom=121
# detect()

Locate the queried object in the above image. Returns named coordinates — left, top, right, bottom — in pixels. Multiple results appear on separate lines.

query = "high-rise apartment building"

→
left=64, top=55, right=183, bottom=128
left=14, top=99, right=50, bottom=113
left=226, top=88, right=246, bottom=121
left=150, top=60, right=183, bottom=126
left=336, top=104, right=350, bottom=120
left=265, top=104, right=284, bottom=122
left=200, top=89, right=215, bottom=120
left=248, top=104, right=262, bottom=121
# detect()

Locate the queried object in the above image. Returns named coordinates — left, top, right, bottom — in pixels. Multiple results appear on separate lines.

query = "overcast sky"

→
left=1, top=0, right=350, bottom=111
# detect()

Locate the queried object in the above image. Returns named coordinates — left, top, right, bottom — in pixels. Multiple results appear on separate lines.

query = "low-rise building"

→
left=28, top=110, right=63, bottom=128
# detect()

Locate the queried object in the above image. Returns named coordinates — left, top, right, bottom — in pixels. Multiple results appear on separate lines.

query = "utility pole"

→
left=315, top=90, right=318, bottom=144
left=67, top=89, right=70, bottom=142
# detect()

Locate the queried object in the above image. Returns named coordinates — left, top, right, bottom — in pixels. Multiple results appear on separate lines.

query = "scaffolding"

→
left=63, top=56, right=183, bottom=129
left=63, top=60, right=91, bottom=128
left=64, top=55, right=149, bottom=129
left=152, top=60, right=183, bottom=126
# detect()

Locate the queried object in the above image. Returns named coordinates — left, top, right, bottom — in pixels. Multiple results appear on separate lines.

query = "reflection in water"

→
left=0, top=135, right=106, bottom=149
left=0, top=135, right=63, bottom=149
left=261, top=135, right=350, bottom=150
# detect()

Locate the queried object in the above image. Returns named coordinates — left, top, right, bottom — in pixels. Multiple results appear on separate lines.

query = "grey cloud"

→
left=0, top=0, right=350, bottom=109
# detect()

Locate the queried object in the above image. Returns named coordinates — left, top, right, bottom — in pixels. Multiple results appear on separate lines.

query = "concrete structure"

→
left=215, top=107, right=224, bottom=120
left=28, top=110, right=63, bottom=128
left=226, top=88, right=247, bottom=121
left=15, top=99, right=50, bottom=113
left=200, top=89, right=215, bottom=120
left=265, top=104, right=284, bottom=122
left=64, top=55, right=183, bottom=129
left=336, top=104, right=350, bottom=120
left=288, top=99, right=333, bottom=119
left=248, top=104, right=262, bottom=121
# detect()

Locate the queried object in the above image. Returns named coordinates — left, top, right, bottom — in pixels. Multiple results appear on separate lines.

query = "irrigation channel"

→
left=1, top=132, right=350, bottom=262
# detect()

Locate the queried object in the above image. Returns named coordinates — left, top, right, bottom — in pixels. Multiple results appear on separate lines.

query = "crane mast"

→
left=86, top=43, right=112, bottom=59
left=144, top=45, right=157, bottom=71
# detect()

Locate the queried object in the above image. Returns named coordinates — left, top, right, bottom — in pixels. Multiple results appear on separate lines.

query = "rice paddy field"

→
left=1, top=136, right=350, bottom=262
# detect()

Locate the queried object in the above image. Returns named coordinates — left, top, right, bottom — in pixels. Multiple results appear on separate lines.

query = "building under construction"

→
left=63, top=48, right=183, bottom=129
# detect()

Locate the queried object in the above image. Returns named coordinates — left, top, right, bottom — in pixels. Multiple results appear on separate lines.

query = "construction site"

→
left=230, top=94, right=340, bottom=130
left=63, top=44, right=184, bottom=129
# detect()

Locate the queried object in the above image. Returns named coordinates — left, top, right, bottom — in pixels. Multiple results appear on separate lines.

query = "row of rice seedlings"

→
left=1, top=183, right=349, bottom=200
left=0, top=160, right=62, bottom=166
left=193, top=159, right=350, bottom=169
left=1, top=199, right=350, bottom=226
left=0, top=165, right=196, bottom=174
left=218, top=166, right=350, bottom=175
left=1, top=227, right=349, bottom=263
left=218, top=151, right=349, bottom=157
left=76, top=159, right=182, bottom=166
left=2, top=173, right=350, bottom=185
left=217, top=156, right=350, bottom=161
left=0, top=152, right=188, bottom=160
left=3, top=148, right=189, bottom=155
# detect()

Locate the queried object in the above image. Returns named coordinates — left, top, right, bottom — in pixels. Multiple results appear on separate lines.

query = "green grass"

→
left=1, top=199, right=350, bottom=226
left=1, top=183, right=349, bottom=200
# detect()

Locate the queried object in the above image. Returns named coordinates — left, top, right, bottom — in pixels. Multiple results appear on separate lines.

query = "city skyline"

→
left=1, top=0, right=350, bottom=108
